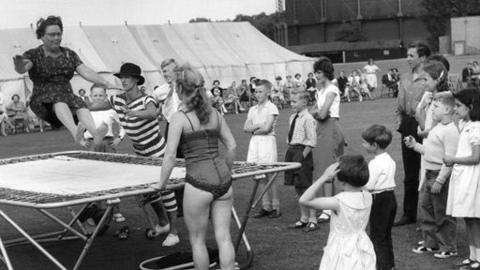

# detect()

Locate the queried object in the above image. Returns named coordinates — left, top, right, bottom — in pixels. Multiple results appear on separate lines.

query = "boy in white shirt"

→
left=405, top=92, right=459, bottom=259
left=362, top=124, right=396, bottom=270
left=84, top=85, right=126, bottom=152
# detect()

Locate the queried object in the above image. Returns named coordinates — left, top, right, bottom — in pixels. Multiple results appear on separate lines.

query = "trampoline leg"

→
left=0, top=236, right=14, bottom=270
left=0, top=210, right=68, bottom=270
left=251, top=173, right=278, bottom=209
left=234, top=179, right=259, bottom=252
left=233, top=173, right=279, bottom=269
left=72, top=205, right=113, bottom=270
left=66, top=205, right=90, bottom=236
left=231, top=207, right=253, bottom=270
left=37, top=209, right=88, bottom=241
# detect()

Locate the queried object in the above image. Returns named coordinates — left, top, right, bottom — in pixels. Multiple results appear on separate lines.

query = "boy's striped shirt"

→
left=111, top=94, right=166, bottom=157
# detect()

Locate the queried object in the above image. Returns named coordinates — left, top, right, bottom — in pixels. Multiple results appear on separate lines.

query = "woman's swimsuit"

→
left=180, top=111, right=232, bottom=200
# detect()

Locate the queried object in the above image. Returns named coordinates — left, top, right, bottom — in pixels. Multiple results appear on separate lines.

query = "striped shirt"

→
left=111, top=94, right=166, bottom=157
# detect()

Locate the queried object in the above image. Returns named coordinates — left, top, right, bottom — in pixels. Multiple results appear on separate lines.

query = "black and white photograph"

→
left=1, top=0, right=480, bottom=269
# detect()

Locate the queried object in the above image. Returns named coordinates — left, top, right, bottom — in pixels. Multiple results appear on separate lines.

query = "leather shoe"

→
left=253, top=209, right=272, bottom=218
left=393, top=216, right=416, bottom=226
left=269, top=209, right=281, bottom=218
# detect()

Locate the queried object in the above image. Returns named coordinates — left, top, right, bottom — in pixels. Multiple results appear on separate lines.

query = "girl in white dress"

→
left=244, top=79, right=281, bottom=218
left=444, top=88, right=480, bottom=269
left=300, top=155, right=376, bottom=270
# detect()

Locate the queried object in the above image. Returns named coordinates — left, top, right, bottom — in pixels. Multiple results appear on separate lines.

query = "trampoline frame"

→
left=0, top=151, right=299, bottom=270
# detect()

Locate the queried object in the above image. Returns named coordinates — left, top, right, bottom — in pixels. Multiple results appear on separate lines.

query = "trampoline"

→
left=0, top=151, right=300, bottom=270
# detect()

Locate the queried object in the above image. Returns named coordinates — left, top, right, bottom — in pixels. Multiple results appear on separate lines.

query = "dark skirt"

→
left=29, top=87, right=87, bottom=128
left=312, top=118, right=345, bottom=180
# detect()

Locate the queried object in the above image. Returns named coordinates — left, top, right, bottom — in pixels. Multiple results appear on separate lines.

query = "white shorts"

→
left=246, top=135, right=277, bottom=163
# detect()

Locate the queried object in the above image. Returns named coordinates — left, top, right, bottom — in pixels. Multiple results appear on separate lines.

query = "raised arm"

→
left=13, top=55, right=33, bottom=74
left=299, top=163, right=340, bottom=211
left=76, top=64, right=119, bottom=89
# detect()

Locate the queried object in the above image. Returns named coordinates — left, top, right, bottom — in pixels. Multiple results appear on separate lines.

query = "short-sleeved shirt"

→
left=287, top=108, right=317, bottom=147
left=246, top=100, right=279, bottom=136
left=315, top=84, right=340, bottom=118
left=152, top=83, right=181, bottom=123
left=111, top=94, right=166, bottom=157
left=363, top=64, right=379, bottom=74
left=365, top=152, right=396, bottom=193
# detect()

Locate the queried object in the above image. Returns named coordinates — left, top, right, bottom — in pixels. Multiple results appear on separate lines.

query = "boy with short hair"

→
left=405, top=92, right=459, bottom=259
left=285, top=91, right=318, bottom=232
left=84, top=85, right=125, bottom=152
left=361, top=124, right=397, bottom=270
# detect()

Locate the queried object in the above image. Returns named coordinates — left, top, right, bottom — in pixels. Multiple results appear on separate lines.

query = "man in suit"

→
left=394, top=41, right=431, bottom=226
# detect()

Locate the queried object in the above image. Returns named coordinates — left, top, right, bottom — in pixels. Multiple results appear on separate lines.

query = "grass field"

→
left=0, top=98, right=471, bottom=270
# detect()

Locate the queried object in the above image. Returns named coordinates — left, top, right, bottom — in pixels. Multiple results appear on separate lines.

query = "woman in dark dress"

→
left=13, top=16, right=119, bottom=149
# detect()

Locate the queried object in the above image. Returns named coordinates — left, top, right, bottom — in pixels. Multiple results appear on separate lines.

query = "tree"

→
left=188, top=11, right=286, bottom=41
left=233, top=12, right=286, bottom=41
left=421, top=0, right=480, bottom=51
left=189, top=17, right=211, bottom=23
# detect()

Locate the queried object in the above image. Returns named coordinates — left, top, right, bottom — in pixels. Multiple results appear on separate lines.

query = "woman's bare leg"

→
left=76, top=108, right=106, bottom=146
left=183, top=184, right=213, bottom=270
left=53, top=102, right=80, bottom=141
left=211, top=188, right=235, bottom=270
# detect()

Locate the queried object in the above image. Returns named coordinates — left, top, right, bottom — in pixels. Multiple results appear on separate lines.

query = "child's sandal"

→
left=455, top=258, right=474, bottom=267
left=471, top=261, right=480, bottom=269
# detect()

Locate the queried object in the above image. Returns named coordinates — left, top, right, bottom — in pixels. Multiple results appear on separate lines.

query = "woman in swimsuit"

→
left=155, top=63, right=237, bottom=270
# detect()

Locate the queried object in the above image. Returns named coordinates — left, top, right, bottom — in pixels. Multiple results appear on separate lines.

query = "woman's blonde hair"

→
left=175, top=63, right=212, bottom=124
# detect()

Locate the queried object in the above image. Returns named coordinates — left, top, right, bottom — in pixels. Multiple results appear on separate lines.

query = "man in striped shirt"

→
left=111, top=62, right=180, bottom=247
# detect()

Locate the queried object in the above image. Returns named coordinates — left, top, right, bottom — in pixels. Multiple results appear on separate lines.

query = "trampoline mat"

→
left=0, top=155, right=185, bottom=195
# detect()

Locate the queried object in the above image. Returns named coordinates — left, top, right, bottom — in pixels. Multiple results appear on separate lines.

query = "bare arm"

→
left=299, top=163, right=340, bottom=211
left=311, top=92, right=335, bottom=121
left=218, top=112, right=237, bottom=170
left=157, top=112, right=184, bottom=189
left=13, top=55, right=33, bottom=74
left=253, top=114, right=276, bottom=135
left=76, top=64, right=118, bottom=89
left=243, top=110, right=256, bottom=133
left=445, top=145, right=480, bottom=166
left=126, top=102, right=157, bottom=120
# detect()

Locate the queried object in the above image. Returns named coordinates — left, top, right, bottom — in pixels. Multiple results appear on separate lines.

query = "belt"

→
left=371, top=187, right=395, bottom=195
left=288, top=144, right=305, bottom=149
left=86, top=136, right=114, bottom=141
